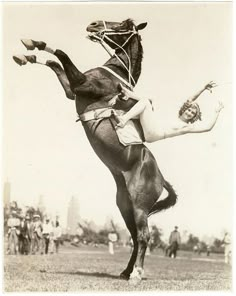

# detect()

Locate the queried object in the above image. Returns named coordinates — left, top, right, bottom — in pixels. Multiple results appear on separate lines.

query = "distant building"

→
left=38, top=195, right=46, bottom=216
left=3, top=181, right=11, bottom=207
left=67, top=196, right=80, bottom=235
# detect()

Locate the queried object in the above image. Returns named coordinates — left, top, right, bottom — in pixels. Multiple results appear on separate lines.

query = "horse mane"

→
left=116, top=18, right=135, bottom=31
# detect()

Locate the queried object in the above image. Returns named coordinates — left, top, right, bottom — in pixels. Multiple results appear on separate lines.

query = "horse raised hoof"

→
left=13, top=55, right=37, bottom=66
left=13, top=55, right=28, bottom=66
left=21, top=39, right=46, bottom=50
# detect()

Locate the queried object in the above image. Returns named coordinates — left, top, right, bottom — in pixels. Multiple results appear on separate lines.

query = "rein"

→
left=92, top=21, right=138, bottom=89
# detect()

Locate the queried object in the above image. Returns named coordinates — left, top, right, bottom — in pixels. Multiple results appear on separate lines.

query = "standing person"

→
left=111, top=82, right=223, bottom=142
left=108, top=231, right=118, bottom=255
left=222, top=232, right=231, bottom=264
left=6, top=210, right=20, bottom=255
left=18, top=215, right=28, bottom=255
left=48, top=221, right=55, bottom=254
left=53, top=221, right=62, bottom=254
left=31, top=214, right=43, bottom=255
left=25, top=214, right=32, bottom=255
left=42, top=217, right=53, bottom=254
left=169, top=226, right=181, bottom=258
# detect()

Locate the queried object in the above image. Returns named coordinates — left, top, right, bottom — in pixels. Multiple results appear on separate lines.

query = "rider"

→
left=110, top=81, right=223, bottom=142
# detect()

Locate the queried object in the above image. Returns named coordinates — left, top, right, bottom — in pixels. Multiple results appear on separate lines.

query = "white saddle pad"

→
left=116, top=120, right=143, bottom=146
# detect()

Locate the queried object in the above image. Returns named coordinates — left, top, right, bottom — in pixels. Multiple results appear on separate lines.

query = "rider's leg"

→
left=116, top=98, right=161, bottom=142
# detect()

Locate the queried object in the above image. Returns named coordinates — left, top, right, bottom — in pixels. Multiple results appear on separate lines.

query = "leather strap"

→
left=77, top=107, right=114, bottom=122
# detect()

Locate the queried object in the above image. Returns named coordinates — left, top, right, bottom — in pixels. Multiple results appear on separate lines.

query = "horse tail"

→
left=148, top=180, right=177, bottom=217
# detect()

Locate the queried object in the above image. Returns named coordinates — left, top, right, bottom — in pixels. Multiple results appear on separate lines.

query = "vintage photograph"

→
left=2, top=1, right=233, bottom=293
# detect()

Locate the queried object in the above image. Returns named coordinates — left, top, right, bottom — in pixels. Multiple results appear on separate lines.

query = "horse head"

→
left=87, top=19, right=147, bottom=50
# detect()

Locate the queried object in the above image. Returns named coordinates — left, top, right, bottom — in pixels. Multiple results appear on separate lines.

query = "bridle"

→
left=89, top=21, right=139, bottom=89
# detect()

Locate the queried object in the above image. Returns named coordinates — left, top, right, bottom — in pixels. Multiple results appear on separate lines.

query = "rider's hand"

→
left=204, top=81, right=217, bottom=93
left=215, top=101, right=224, bottom=113
left=118, top=83, right=132, bottom=100
left=108, top=95, right=118, bottom=106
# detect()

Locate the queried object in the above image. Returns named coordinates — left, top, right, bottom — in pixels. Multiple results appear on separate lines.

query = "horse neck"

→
left=104, top=36, right=143, bottom=85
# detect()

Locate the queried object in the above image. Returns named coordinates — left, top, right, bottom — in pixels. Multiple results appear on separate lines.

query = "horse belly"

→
left=83, top=118, right=133, bottom=171
left=83, top=118, right=164, bottom=210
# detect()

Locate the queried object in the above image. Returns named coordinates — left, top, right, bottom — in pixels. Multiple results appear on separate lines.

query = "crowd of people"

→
left=6, top=208, right=62, bottom=255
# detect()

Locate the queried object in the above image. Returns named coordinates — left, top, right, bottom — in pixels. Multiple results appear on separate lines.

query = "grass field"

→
left=3, top=243, right=232, bottom=292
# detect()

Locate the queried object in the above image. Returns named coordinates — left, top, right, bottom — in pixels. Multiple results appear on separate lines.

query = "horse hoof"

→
left=128, top=276, right=141, bottom=286
left=21, top=39, right=36, bottom=50
left=13, top=55, right=28, bottom=66
left=21, top=39, right=46, bottom=50
left=119, top=272, right=130, bottom=280
left=128, top=266, right=143, bottom=285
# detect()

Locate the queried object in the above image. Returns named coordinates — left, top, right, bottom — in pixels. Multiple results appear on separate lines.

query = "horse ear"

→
left=136, top=22, right=147, bottom=31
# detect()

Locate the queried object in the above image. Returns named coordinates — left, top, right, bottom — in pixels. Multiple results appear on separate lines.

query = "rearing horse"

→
left=13, top=19, right=177, bottom=283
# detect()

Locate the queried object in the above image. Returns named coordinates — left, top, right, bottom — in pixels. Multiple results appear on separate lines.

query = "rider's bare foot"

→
left=21, top=39, right=46, bottom=50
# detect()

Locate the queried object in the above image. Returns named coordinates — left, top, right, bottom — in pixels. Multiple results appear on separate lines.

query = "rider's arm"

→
left=163, top=102, right=223, bottom=139
left=188, top=81, right=217, bottom=103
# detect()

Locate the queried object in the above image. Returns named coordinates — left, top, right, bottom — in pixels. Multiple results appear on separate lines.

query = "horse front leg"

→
left=13, top=54, right=74, bottom=100
left=21, top=39, right=86, bottom=91
left=46, top=60, right=75, bottom=100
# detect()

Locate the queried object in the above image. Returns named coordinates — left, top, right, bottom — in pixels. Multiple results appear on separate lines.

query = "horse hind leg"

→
left=129, top=208, right=150, bottom=285
left=113, top=174, right=138, bottom=280
left=116, top=193, right=138, bottom=280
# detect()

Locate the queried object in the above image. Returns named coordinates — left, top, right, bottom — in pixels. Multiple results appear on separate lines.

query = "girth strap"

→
left=77, top=107, right=114, bottom=122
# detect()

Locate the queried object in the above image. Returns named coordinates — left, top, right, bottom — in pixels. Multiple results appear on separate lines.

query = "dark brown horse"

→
left=13, top=19, right=177, bottom=283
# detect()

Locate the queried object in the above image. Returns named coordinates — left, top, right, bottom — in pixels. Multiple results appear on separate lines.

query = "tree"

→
left=149, top=225, right=162, bottom=252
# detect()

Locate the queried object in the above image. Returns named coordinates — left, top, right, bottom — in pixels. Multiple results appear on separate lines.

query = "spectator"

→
left=108, top=231, right=118, bottom=255
left=25, top=214, right=33, bottom=254
left=31, top=214, right=43, bottom=255
left=169, top=226, right=181, bottom=258
left=42, top=217, right=53, bottom=254
left=206, top=244, right=211, bottom=256
left=53, top=221, right=62, bottom=253
left=49, top=221, right=55, bottom=254
left=7, top=210, right=20, bottom=254
left=18, top=214, right=29, bottom=255
left=222, top=232, right=231, bottom=264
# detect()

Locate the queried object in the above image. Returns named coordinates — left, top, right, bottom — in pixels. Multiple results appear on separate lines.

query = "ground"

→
left=3, top=242, right=232, bottom=292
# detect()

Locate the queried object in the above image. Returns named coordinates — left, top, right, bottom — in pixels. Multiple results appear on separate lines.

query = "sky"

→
left=2, top=2, right=233, bottom=241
